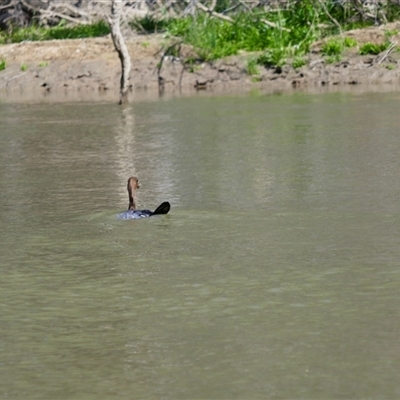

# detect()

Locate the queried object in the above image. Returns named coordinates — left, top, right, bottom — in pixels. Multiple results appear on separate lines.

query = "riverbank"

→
left=1, top=21, right=400, bottom=102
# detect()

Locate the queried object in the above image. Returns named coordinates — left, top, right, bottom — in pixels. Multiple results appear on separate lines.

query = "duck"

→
left=118, top=176, right=170, bottom=220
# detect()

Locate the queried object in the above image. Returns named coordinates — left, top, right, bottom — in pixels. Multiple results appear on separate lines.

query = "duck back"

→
left=118, top=201, right=170, bottom=220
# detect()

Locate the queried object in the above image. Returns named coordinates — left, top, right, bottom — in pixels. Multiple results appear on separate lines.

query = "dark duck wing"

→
left=151, top=202, right=170, bottom=216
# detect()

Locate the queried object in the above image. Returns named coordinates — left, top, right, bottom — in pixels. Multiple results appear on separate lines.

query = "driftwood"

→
left=107, top=0, right=132, bottom=105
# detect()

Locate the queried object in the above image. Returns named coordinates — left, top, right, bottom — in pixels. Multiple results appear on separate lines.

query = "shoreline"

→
left=3, top=82, right=400, bottom=105
left=1, top=23, right=400, bottom=103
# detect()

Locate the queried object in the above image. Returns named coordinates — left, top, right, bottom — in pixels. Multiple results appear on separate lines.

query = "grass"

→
left=292, top=56, right=306, bottom=69
left=322, top=37, right=357, bottom=56
left=321, top=37, right=357, bottom=64
left=160, top=0, right=382, bottom=66
left=359, top=42, right=390, bottom=55
left=321, top=39, right=344, bottom=56
left=164, top=1, right=325, bottom=63
left=325, top=54, right=342, bottom=64
left=0, top=59, right=6, bottom=70
left=385, top=29, right=399, bottom=38
left=20, top=63, right=28, bottom=71
left=344, top=37, right=358, bottom=48
left=0, top=20, right=109, bottom=44
left=256, top=48, right=289, bottom=68
left=130, top=15, right=169, bottom=34
left=246, top=58, right=259, bottom=76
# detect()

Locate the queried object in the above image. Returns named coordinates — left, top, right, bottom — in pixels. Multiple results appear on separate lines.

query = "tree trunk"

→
left=108, top=0, right=131, bottom=105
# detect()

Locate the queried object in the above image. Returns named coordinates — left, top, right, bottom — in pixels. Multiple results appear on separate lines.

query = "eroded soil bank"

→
left=1, top=21, right=400, bottom=102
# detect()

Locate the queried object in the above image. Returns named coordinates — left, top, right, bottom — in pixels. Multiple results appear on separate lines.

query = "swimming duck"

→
left=118, top=176, right=170, bottom=220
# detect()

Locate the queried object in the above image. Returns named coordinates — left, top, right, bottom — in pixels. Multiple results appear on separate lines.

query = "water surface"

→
left=1, top=92, right=400, bottom=399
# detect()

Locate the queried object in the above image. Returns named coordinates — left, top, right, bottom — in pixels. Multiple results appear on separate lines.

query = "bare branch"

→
left=195, top=1, right=234, bottom=23
left=317, top=0, right=343, bottom=36
left=377, top=42, right=396, bottom=65
left=261, top=18, right=291, bottom=32
left=108, top=0, right=132, bottom=105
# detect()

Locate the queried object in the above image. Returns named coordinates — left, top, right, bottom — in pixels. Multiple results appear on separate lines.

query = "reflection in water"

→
left=1, top=92, right=400, bottom=399
left=114, top=106, right=137, bottom=202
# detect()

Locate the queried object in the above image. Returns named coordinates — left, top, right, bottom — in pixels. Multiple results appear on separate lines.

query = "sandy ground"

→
left=1, top=22, right=400, bottom=102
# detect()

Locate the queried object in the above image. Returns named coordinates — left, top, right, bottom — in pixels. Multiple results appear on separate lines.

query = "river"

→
left=1, top=91, right=400, bottom=399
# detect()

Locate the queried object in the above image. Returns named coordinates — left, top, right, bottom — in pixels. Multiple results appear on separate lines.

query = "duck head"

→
left=127, top=176, right=140, bottom=210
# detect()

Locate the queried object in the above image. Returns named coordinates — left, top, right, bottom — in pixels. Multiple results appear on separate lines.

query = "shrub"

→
left=321, top=39, right=344, bottom=56
left=359, top=42, right=389, bottom=55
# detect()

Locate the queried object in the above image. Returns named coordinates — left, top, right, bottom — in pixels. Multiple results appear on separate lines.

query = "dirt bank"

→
left=1, top=22, right=400, bottom=102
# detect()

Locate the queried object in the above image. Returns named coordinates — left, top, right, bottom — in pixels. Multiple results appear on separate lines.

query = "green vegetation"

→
left=143, top=1, right=381, bottom=67
left=38, top=61, right=49, bottom=67
left=256, top=49, right=288, bottom=69
left=20, top=63, right=28, bottom=71
left=385, top=29, right=399, bottom=39
left=292, top=56, right=306, bottom=69
left=343, top=37, right=358, bottom=48
left=322, top=37, right=357, bottom=56
left=359, top=42, right=389, bottom=55
left=0, top=59, right=6, bottom=71
left=1, top=0, right=400, bottom=70
left=187, top=64, right=201, bottom=73
left=325, top=54, right=341, bottom=64
left=0, top=20, right=109, bottom=44
left=321, top=37, right=357, bottom=63
left=164, top=2, right=323, bottom=63
left=130, top=15, right=169, bottom=33
left=321, top=39, right=344, bottom=56
left=246, top=58, right=259, bottom=76
left=155, top=0, right=385, bottom=67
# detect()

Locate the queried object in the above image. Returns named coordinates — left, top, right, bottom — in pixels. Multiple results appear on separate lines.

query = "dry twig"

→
left=194, top=1, right=234, bottom=23
left=377, top=42, right=396, bottom=65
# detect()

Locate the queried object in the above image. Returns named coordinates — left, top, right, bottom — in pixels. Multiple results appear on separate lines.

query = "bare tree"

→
left=107, top=0, right=132, bottom=105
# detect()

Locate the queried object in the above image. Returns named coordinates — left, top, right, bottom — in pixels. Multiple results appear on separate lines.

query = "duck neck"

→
left=128, top=191, right=136, bottom=210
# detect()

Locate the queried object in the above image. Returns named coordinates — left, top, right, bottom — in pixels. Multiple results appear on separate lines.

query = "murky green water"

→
left=2, top=92, right=400, bottom=399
